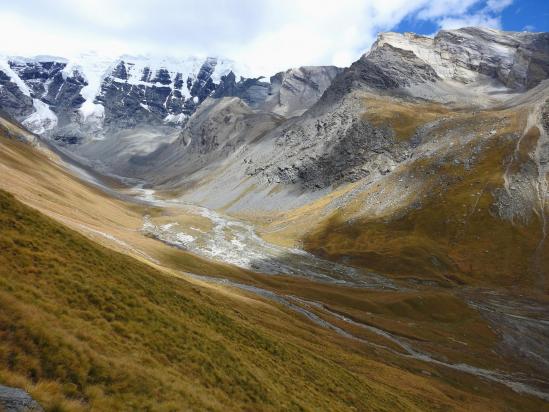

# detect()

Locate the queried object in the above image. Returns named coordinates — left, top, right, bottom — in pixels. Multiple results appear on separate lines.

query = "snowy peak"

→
left=0, top=54, right=246, bottom=137
left=0, top=50, right=340, bottom=139
left=94, top=55, right=242, bottom=129
left=101, top=55, right=239, bottom=98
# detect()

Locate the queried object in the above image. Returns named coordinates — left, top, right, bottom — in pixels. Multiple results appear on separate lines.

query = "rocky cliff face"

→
left=213, top=65, right=341, bottom=118
left=263, top=66, right=343, bottom=117
left=372, top=27, right=549, bottom=90
left=0, top=63, right=35, bottom=119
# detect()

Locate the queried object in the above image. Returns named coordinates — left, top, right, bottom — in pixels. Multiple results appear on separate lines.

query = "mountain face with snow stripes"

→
left=0, top=53, right=341, bottom=144
left=0, top=54, right=247, bottom=141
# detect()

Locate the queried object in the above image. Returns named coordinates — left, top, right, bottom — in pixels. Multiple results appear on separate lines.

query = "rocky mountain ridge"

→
left=371, top=27, right=549, bottom=89
left=241, top=27, right=549, bottom=191
left=0, top=54, right=241, bottom=139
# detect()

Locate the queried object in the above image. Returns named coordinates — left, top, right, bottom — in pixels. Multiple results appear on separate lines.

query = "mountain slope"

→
left=1, top=106, right=548, bottom=411
left=3, top=176, right=540, bottom=411
left=255, top=84, right=549, bottom=291
left=128, top=27, right=549, bottom=292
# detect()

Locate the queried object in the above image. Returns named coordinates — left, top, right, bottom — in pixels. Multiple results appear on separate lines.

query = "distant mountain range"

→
left=0, top=53, right=340, bottom=142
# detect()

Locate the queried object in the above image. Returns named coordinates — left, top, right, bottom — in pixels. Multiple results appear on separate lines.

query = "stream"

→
left=135, top=187, right=395, bottom=289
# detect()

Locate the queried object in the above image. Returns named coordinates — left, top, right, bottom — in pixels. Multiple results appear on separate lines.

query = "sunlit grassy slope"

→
left=2, top=184, right=546, bottom=411
left=5, top=188, right=529, bottom=411
left=3, top=184, right=438, bottom=411
left=0, top=189, right=392, bottom=411
left=260, top=95, right=549, bottom=292
left=304, top=136, right=548, bottom=288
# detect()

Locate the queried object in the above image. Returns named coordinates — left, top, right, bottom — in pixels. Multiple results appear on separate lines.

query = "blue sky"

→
left=395, top=0, right=549, bottom=34
left=500, top=0, right=549, bottom=32
left=0, top=0, right=546, bottom=75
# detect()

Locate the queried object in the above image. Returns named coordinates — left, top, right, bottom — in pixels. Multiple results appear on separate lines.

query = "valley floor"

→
left=125, top=185, right=549, bottom=402
left=0, top=122, right=548, bottom=411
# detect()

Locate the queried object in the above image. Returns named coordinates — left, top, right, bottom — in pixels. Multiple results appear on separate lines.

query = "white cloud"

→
left=417, top=0, right=480, bottom=19
left=438, top=14, right=501, bottom=30
left=435, top=0, right=513, bottom=31
left=0, top=0, right=513, bottom=76
left=486, top=0, right=514, bottom=13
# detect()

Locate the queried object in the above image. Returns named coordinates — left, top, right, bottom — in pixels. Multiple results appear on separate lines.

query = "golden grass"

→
left=303, top=108, right=548, bottom=290
left=0, top=189, right=398, bottom=411
left=0, top=116, right=546, bottom=411
left=1, top=189, right=546, bottom=411
left=5, top=187, right=536, bottom=411
left=361, top=94, right=451, bottom=141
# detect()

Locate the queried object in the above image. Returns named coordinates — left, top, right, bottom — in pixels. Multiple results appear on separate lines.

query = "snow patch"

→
left=62, top=53, right=117, bottom=125
left=79, top=100, right=105, bottom=125
left=164, top=113, right=188, bottom=124
left=0, top=57, right=32, bottom=96
left=22, top=99, right=57, bottom=135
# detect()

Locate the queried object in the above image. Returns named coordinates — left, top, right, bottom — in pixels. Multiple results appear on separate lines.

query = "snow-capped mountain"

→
left=0, top=53, right=250, bottom=141
left=0, top=52, right=342, bottom=144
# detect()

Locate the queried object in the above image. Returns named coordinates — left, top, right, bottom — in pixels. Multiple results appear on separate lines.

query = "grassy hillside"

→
left=304, top=139, right=547, bottom=288
left=2, top=185, right=546, bottom=412
left=302, top=101, right=548, bottom=291
left=4, top=188, right=516, bottom=411
left=0, top=117, right=546, bottom=411
left=0, top=189, right=391, bottom=411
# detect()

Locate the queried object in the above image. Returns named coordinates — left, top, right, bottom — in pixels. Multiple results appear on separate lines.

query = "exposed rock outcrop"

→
left=0, top=385, right=43, bottom=412
left=372, top=27, right=549, bottom=90
left=213, top=73, right=271, bottom=108
left=213, top=65, right=341, bottom=117
left=0, top=68, right=34, bottom=119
